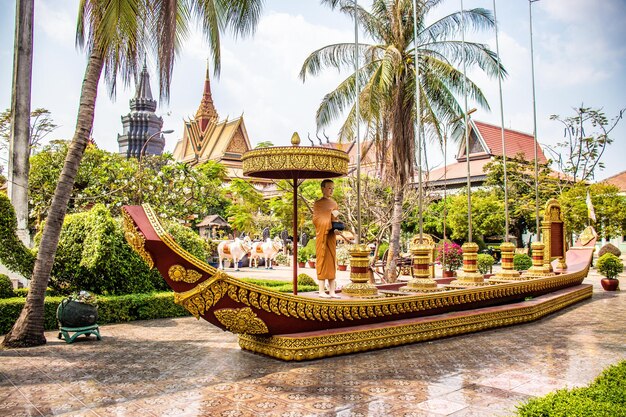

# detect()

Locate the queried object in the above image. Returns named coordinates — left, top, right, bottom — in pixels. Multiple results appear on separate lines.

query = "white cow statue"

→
left=249, top=237, right=284, bottom=269
left=217, top=237, right=252, bottom=271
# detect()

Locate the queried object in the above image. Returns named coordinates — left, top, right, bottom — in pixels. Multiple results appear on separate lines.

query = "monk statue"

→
left=313, top=179, right=341, bottom=298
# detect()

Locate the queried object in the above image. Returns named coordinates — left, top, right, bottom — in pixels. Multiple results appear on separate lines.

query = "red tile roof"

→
left=603, top=170, right=626, bottom=192
left=473, top=121, right=548, bottom=164
left=427, top=159, right=492, bottom=184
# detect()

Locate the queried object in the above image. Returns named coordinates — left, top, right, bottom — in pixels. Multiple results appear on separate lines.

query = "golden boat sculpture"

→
left=122, top=204, right=597, bottom=361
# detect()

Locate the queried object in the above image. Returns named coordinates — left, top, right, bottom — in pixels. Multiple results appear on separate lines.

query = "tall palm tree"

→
left=1, top=0, right=264, bottom=348
left=300, top=0, right=503, bottom=280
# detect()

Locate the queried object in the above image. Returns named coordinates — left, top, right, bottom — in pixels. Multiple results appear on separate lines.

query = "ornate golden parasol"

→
left=243, top=132, right=349, bottom=294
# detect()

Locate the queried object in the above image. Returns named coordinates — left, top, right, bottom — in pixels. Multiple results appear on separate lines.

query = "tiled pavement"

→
left=1, top=273, right=624, bottom=417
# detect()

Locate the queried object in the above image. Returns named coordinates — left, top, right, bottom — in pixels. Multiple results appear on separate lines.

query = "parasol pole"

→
left=460, top=0, right=474, bottom=243
left=292, top=174, right=298, bottom=295
left=493, top=0, right=510, bottom=243
left=529, top=0, right=541, bottom=242
left=354, top=0, right=361, bottom=245
left=412, top=0, right=423, bottom=241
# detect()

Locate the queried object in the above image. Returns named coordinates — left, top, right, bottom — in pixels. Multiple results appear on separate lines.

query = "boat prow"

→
left=122, top=204, right=597, bottom=360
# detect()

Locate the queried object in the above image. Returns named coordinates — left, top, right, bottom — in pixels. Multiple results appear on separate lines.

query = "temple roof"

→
left=603, top=170, right=626, bottom=192
left=457, top=120, right=548, bottom=163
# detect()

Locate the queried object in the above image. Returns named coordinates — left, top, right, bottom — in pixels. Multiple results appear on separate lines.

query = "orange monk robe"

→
left=312, top=197, right=339, bottom=280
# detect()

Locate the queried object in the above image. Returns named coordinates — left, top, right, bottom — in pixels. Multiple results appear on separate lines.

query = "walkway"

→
left=1, top=272, right=624, bottom=417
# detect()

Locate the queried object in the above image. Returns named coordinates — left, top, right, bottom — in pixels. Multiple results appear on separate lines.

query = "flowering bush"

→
left=435, top=241, right=464, bottom=272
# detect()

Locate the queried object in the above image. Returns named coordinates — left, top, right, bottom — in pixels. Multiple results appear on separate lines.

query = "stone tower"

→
left=117, top=61, right=165, bottom=158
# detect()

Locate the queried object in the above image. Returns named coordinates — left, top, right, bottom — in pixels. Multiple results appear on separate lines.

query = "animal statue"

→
left=249, top=237, right=284, bottom=269
left=217, top=237, right=252, bottom=271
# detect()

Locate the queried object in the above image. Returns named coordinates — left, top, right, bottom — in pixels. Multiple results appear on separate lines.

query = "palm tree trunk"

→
left=2, top=51, right=104, bottom=348
left=385, top=187, right=404, bottom=282
left=7, top=0, right=34, bottom=247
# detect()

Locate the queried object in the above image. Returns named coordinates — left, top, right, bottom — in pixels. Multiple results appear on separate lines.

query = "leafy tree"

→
left=2, top=0, right=264, bottom=348
left=224, top=178, right=265, bottom=236
left=444, top=189, right=504, bottom=242
left=546, top=106, right=625, bottom=183
left=558, top=182, right=626, bottom=240
left=0, top=108, right=58, bottom=154
left=254, top=141, right=274, bottom=148
left=28, top=141, right=228, bottom=231
left=301, top=0, right=502, bottom=280
left=484, top=155, right=560, bottom=247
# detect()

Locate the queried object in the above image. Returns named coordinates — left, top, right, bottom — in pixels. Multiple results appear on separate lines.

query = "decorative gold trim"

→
left=122, top=209, right=154, bottom=269
left=214, top=307, right=269, bottom=335
left=168, top=265, right=203, bottom=283
left=242, top=146, right=349, bottom=178
left=137, top=204, right=591, bottom=327
left=238, top=285, right=592, bottom=361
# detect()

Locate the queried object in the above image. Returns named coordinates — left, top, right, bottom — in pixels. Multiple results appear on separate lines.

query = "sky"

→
left=1, top=0, right=625, bottom=181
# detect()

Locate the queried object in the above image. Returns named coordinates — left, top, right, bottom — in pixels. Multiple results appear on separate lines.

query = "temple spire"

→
left=195, top=60, right=219, bottom=130
left=133, top=58, right=155, bottom=105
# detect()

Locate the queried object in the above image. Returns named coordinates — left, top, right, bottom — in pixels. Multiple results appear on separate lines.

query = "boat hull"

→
left=122, top=205, right=596, bottom=359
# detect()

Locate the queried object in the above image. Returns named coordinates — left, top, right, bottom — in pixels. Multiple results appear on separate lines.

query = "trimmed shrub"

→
left=42, top=204, right=164, bottom=295
left=515, top=360, right=626, bottom=416
left=0, top=193, right=35, bottom=278
left=513, top=253, right=532, bottom=271
left=163, top=220, right=211, bottom=262
left=273, top=252, right=289, bottom=266
left=477, top=254, right=495, bottom=274
left=0, top=274, right=14, bottom=298
left=297, top=273, right=317, bottom=287
left=0, top=292, right=190, bottom=335
left=598, top=243, right=621, bottom=258
left=596, top=253, right=623, bottom=279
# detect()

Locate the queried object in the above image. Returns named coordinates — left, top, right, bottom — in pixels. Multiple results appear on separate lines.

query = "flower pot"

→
left=600, top=278, right=619, bottom=291
left=442, top=270, right=456, bottom=278
left=338, top=264, right=348, bottom=271
left=308, top=261, right=316, bottom=268
left=57, top=299, right=98, bottom=328
left=298, top=262, right=306, bottom=268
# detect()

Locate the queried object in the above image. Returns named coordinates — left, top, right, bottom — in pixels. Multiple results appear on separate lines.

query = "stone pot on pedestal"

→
left=57, top=298, right=98, bottom=328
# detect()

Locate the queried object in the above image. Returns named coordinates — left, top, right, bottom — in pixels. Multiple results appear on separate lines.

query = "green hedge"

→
left=0, top=292, right=189, bottom=335
left=240, top=277, right=317, bottom=293
left=516, top=360, right=626, bottom=416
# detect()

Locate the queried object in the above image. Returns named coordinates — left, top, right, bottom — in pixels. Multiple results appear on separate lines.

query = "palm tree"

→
left=1, top=0, right=264, bottom=348
left=300, top=0, right=503, bottom=280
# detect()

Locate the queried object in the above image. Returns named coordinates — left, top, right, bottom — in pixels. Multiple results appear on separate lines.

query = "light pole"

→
left=138, top=129, right=173, bottom=203
left=139, top=129, right=174, bottom=161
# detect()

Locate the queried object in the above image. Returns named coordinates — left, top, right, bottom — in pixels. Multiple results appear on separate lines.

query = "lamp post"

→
left=138, top=129, right=173, bottom=203
left=139, top=129, right=174, bottom=161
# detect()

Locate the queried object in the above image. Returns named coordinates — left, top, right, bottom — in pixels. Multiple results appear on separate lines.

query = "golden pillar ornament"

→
left=342, top=244, right=378, bottom=297
left=400, top=244, right=441, bottom=292
left=493, top=242, right=522, bottom=280
left=523, top=241, right=554, bottom=278
left=450, top=242, right=486, bottom=286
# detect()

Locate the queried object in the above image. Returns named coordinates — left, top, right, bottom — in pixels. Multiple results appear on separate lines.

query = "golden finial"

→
left=291, top=132, right=301, bottom=146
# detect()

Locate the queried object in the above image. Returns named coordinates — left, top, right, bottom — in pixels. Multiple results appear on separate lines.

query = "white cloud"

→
left=36, top=1, right=76, bottom=44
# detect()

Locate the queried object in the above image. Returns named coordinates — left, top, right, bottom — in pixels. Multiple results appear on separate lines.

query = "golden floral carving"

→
left=168, top=265, right=203, bottom=283
left=122, top=209, right=154, bottom=269
left=214, top=307, right=269, bottom=335
left=238, top=285, right=592, bottom=361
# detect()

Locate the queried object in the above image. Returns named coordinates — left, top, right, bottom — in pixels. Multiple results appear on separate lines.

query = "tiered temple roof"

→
left=172, top=67, right=256, bottom=183
left=117, top=61, right=165, bottom=158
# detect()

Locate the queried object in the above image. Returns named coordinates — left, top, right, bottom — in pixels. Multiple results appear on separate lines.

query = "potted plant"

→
left=56, top=290, right=98, bottom=328
left=308, top=255, right=316, bottom=269
left=297, top=250, right=308, bottom=268
left=337, top=245, right=351, bottom=271
left=596, top=253, right=622, bottom=291
left=435, top=241, right=463, bottom=278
